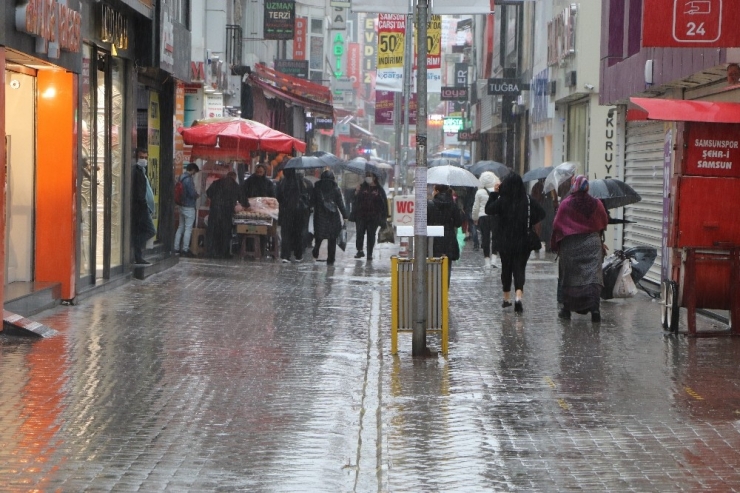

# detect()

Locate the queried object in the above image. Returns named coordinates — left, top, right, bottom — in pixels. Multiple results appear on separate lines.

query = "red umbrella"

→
left=179, top=117, right=306, bottom=160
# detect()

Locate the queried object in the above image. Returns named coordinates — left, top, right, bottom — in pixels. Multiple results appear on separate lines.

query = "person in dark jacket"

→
left=276, top=168, right=308, bottom=262
left=310, top=170, right=347, bottom=266
left=242, top=164, right=275, bottom=198
left=428, top=185, right=464, bottom=284
left=206, top=171, right=244, bottom=259
left=352, top=172, right=387, bottom=261
left=298, top=171, right=315, bottom=250
left=485, top=173, right=545, bottom=313
left=132, top=148, right=156, bottom=265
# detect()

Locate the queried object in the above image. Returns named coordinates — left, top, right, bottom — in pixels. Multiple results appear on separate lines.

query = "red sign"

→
left=348, top=43, right=361, bottom=89
left=684, top=122, right=740, bottom=177
left=294, top=17, right=307, bottom=60
left=642, top=0, right=740, bottom=47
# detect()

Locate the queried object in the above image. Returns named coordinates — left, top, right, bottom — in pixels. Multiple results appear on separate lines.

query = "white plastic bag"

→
left=307, top=212, right=314, bottom=234
left=612, top=259, right=638, bottom=298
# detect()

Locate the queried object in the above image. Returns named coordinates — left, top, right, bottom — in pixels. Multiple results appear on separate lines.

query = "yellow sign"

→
left=148, top=92, right=161, bottom=229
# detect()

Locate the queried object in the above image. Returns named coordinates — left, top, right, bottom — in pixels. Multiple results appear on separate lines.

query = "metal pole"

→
left=412, top=0, right=428, bottom=357
left=402, top=8, right=413, bottom=193
left=393, top=91, right=402, bottom=190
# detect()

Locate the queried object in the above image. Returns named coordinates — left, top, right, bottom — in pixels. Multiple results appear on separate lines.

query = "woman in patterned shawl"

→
left=551, top=175, right=609, bottom=322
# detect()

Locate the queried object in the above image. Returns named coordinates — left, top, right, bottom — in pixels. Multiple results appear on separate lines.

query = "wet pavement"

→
left=2, top=229, right=740, bottom=491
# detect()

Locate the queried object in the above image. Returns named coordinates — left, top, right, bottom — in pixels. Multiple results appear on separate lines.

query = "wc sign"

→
left=393, top=195, right=415, bottom=226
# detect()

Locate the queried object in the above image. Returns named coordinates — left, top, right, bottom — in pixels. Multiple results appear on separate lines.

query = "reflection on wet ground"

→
left=1, top=241, right=740, bottom=491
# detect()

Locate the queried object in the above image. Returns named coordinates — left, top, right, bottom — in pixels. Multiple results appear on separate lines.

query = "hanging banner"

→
left=363, top=14, right=378, bottom=98
left=294, top=17, right=307, bottom=60
left=375, top=91, right=417, bottom=125
left=413, top=14, right=442, bottom=93
left=264, top=0, right=295, bottom=40
left=348, top=42, right=361, bottom=89
left=376, top=14, right=406, bottom=92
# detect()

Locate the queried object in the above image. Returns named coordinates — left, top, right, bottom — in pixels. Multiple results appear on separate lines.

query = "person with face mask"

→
left=132, top=148, right=157, bottom=265
left=352, top=171, right=387, bottom=261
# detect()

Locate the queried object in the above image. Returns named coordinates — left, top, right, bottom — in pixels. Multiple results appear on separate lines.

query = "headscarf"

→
left=479, top=171, right=499, bottom=190
left=550, top=175, right=608, bottom=250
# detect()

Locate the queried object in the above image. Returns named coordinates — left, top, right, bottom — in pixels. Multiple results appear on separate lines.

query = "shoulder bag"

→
left=527, top=196, right=542, bottom=251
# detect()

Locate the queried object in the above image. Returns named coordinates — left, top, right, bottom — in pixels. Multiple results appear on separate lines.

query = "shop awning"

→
left=630, top=97, right=740, bottom=124
left=248, top=63, right=333, bottom=116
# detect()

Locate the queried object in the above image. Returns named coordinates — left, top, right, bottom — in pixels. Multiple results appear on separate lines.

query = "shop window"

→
left=311, top=19, right=323, bottom=34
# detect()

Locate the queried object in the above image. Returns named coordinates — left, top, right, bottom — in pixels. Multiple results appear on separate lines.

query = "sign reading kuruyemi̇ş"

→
left=264, top=0, right=295, bottom=40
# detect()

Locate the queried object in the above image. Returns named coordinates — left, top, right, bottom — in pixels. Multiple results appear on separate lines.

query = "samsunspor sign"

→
left=16, top=0, right=82, bottom=58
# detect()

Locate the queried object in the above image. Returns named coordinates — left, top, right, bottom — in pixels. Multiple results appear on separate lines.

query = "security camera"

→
left=584, top=84, right=594, bottom=91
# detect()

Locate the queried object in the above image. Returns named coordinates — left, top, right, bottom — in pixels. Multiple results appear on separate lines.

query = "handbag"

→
left=378, top=221, right=395, bottom=244
left=337, top=224, right=348, bottom=251
left=527, top=196, right=542, bottom=251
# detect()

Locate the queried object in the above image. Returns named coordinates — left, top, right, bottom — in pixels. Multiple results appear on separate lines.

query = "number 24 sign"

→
left=642, top=0, right=740, bottom=48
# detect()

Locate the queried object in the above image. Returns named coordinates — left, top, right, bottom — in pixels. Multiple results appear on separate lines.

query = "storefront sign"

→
left=684, top=122, right=740, bottom=177
left=332, top=6, right=347, bottom=30
left=547, top=4, right=576, bottom=66
left=487, top=78, right=529, bottom=95
left=458, top=129, right=478, bottom=141
left=376, top=13, right=406, bottom=92
left=440, top=86, right=468, bottom=101
left=348, top=43, right=361, bottom=89
left=393, top=195, right=415, bottom=226
left=16, top=0, right=82, bottom=58
left=314, top=116, right=334, bottom=129
left=643, top=0, right=740, bottom=47
left=443, top=117, right=464, bottom=132
left=206, top=93, right=224, bottom=118
left=454, top=62, right=468, bottom=87
left=275, top=59, right=309, bottom=79
left=333, top=32, right=345, bottom=78
left=190, top=61, right=205, bottom=82
left=264, top=0, right=295, bottom=40
left=101, top=4, right=128, bottom=50
left=294, top=17, right=307, bottom=60
left=363, top=16, right=377, bottom=92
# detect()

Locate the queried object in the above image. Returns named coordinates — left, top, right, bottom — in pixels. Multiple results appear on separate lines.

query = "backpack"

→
left=174, top=176, right=185, bottom=206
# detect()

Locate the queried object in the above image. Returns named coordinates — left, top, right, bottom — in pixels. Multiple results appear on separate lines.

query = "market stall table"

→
left=233, top=197, right=280, bottom=260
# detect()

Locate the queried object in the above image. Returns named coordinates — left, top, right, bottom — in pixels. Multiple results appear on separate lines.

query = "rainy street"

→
left=2, top=236, right=740, bottom=492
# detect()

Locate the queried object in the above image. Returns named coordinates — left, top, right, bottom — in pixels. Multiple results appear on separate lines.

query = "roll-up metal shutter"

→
left=623, top=119, right=665, bottom=286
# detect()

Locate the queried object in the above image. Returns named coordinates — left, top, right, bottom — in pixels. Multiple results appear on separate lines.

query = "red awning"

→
left=630, top=97, right=740, bottom=124
left=247, top=63, right=333, bottom=116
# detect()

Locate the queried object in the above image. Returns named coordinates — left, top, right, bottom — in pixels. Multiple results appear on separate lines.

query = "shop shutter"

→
left=623, top=119, right=665, bottom=286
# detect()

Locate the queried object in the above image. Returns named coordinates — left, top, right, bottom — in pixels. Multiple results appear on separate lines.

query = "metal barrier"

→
left=390, top=256, right=449, bottom=355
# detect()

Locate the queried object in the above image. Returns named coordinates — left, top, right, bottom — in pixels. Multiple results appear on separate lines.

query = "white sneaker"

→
left=484, top=257, right=491, bottom=269
left=281, top=258, right=290, bottom=263
left=491, top=255, right=501, bottom=268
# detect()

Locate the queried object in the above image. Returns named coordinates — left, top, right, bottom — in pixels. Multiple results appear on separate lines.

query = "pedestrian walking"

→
left=459, top=187, right=479, bottom=251
left=206, top=171, right=243, bottom=259
left=472, top=171, right=501, bottom=269
left=173, top=162, right=200, bottom=257
left=427, top=184, right=464, bottom=284
left=550, top=175, right=609, bottom=322
left=310, top=170, right=347, bottom=266
left=531, top=179, right=554, bottom=255
left=298, top=171, right=315, bottom=250
left=131, top=148, right=156, bottom=265
left=352, top=172, right=387, bottom=261
left=276, top=168, right=309, bottom=263
left=485, top=173, right=545, bottom=313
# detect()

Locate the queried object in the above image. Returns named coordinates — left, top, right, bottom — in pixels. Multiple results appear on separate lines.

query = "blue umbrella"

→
left=439, top=148, right=471, bottom=160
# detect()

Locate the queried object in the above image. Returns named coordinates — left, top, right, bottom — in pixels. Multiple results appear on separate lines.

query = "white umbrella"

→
left=426, top=165, right=481, bottom=188
left=543, top=161, right=578, bottom=193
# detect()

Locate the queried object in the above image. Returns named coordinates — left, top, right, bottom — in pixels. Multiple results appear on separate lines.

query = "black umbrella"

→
left=467, top=160, right=510, bottom=178
left=283, top=155, right=329, bottom=170
left=522, top=166, right=553, bottom=182
left=339, top=157, right=387, bottom=182
left=588, top=178, right=641, bottom=209
left=311, top=151, right=344, bottom=168
left=623, top=246, right=657, bottom=284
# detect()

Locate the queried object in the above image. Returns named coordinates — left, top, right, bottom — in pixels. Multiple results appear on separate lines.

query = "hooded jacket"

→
left=472, top=171, right=500, bottom=221
left=427, top=190, right=464, bottom=261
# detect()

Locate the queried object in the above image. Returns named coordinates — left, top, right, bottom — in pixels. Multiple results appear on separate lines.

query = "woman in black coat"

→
left=427, top=185, right=464, bottom=284
left=352, top=172, right=388, bottom=261
left=311, top=170, right=347, bottom=266
left=485, top=173, right=545, bottom=313
left=276, top=168, right=308, bottom=262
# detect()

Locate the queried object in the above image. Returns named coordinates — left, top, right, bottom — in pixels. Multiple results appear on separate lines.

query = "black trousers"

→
left=313, top=238, right=337, bottom=263
left=478, top=216, right=494, bottom=257
left=355, top=218, right=379, bottom=256
left=499, top=250, right=530, bottom=292
left=281, top=214, right=304, bottom=260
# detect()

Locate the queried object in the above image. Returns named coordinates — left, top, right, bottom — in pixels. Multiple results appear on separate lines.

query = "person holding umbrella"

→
left=472, top=171, right=501, bottom=269
left=352, top=171, right=387, bottom=261
left=310, top=170, right=347, bottom=266
left=427, top=185, right=464, bottom=284
left=550, top=175, right=609, bottom=322
left=276, top=168, right=309, bottom=263
left=485, top=173, right=545, bottom=313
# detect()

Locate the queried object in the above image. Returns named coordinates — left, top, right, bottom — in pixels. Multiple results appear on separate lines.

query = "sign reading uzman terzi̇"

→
left=264, top=0, right=295, bottom=40
left=684, top=122, right=740, bottom=178
left=642, top=0, right=740, bottom=47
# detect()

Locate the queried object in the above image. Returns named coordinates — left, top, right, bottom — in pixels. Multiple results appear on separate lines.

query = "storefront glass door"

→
left=80, top=45, right=124, bottom=284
